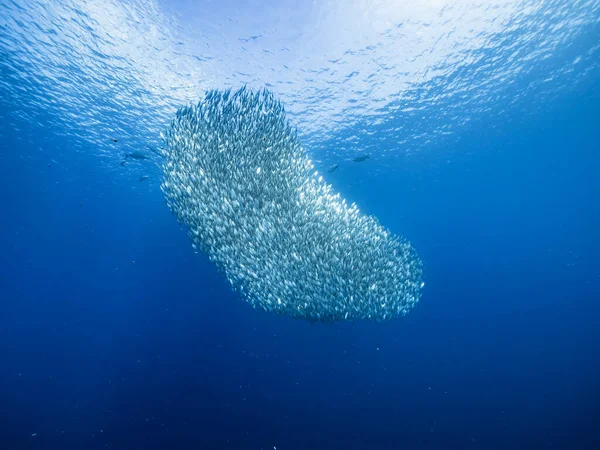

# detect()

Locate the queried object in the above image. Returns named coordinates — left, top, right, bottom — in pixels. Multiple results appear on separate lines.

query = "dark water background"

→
left=1, top=1, right=599, bottom=449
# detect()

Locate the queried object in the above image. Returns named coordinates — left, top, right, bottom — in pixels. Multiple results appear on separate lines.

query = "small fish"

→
left=111, top=138, right=118, bottom=143
left=121, top=151, right=150, bottom=165
left=126, top=151, right=150, bottom=160
left=139, top=175, right=149, bottom=182
left=160, top=87, right=423, bottom=324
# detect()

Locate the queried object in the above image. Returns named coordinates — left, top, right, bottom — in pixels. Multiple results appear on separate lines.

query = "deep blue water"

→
left=1, top=1, right=599, bottom=449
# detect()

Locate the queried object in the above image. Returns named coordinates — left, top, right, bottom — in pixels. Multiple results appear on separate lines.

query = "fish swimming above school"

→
left=160, top=87, right=424, bottom=323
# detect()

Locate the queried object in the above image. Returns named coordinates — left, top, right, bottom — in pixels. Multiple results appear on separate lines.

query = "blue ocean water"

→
left=1, top=1, right=599, bottom=449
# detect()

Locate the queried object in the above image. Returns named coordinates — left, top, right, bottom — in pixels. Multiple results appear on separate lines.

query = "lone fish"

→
left=121, top=151, right=150, bottom=166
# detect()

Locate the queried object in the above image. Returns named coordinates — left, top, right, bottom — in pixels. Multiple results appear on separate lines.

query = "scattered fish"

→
left=352, top=155, right=370, bottom=162
left=139, top=175, right=149, bottom=182
left=327, top=164, right=339, bottom=173
left=161, top=87, right=423, bottom=322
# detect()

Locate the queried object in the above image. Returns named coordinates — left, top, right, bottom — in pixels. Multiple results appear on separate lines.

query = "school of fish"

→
left=160, top=87, right=424, bottom=322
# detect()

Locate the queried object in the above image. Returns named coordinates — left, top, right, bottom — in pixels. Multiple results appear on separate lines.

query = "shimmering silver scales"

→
left=161, top=87, right=423, bottom=322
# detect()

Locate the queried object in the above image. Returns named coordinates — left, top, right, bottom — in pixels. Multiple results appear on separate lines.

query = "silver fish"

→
left=121, top=150, right=150, bottom=166
left=160, top=88, right=423, bottom=323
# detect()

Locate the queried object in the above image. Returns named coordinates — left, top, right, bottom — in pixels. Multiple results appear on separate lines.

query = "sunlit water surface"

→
left=1, top=0, right=598, bottom=172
